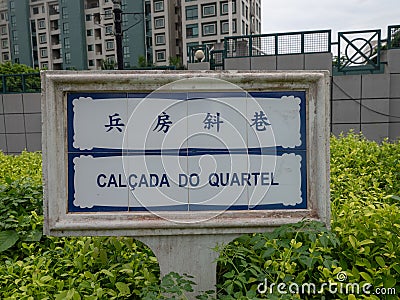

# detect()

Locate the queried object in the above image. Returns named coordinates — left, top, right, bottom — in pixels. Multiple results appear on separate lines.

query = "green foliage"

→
left=137, top=55, right=153, bottom=68
left=169, top=56, right=183, bottom=69
left=215, top=221, right=340, bottom=299
left=0, top=62, right=39, bottom=75
left=140, top=272, right=196, bottom=299
left=213, top=133, right=400, bottom=299
left=0, top=151, right=43, bottom=252
left=1, top=133, right=400, bottom=299
left=101, top=59, right=116, bottom=70
left=330, top=133, right=400, bottom=299
left=0, top=62, right=41, bottom=93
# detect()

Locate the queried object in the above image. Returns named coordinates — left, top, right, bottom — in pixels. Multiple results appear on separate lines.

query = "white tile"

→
left=247, top=95, right=302, bottom=148
left=72, top=96, right=128, bottom=150
left=125, top=155, right=189, bottom=211
left=188, top=154, right=248, bottom=210
left=248, top=153, right=305, bottom=208
left=124, top=96, right=187, bottom=152
left=187, top=96, right=247, bottom=150
left=72, top=155, right=129, bottom=209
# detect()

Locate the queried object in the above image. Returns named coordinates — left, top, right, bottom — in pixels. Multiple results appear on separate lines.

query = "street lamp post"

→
left=113, top=0, right=123, bottom=70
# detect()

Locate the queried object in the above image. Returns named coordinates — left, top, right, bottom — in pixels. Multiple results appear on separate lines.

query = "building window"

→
left=40, top=48, right=47, bottom=58
left=39, top=33, right=46, bottom=43
left=0, top=12, right=8, bottom=21
left=62, top=7, right=68, bottom=19
left=13, top=44, right=19, bottom=55
left=41, top=63, right=48, bottom=69
left=64, top=37, right=70, bottom=49
left=87, top=29, right=93, bottom=36
left=33, top=7, right=39, bottom=14
left=104, top=9, right=112, bottom=19
left=63, top=22, right=69, bottom=34
left=185, top=5, right=198, bottom=20
left=3, top=53, right=9, bottom=61
left=38, top=19, right=46, bottom=29
left=85, top=14, right=92, bottom=21
left=1, top=26, right=7, bottom=35
left=88, top=44, right=94, bottom=51
left=154, top=0, right=164, bottom=12
left=106, top=40, right=114, bottom=50
left=221, top=19, right=236, bottom=34
left=12, top=30, right=17, bottom=41
left=221, top=1, right=236, bottom=15
left=1, top=39, right=8, bottom=48
left=154, top=17, right=165, bottom=29
left=155, top=33, right=165, bottom=45
left=105, top=25, right=113, bottom=35
left=10, top=16, right=16, bottom=27
left=156, top=50, right=166, bottom=62
left=123, top=46, right=129, bottom=59
left=88, top=60, right=94, bottom=66
left=186, top=24, right=198, bottom=38
left=202, top=22, right=217, bottom=36
left=202, top=4, right=216, bottom=17
left=65, top=52, right=71, bottom=64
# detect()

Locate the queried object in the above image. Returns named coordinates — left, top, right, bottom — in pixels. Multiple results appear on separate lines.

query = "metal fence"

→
left=388, top=25, right=400, bottom=49
left=224, top=30, right=331, bottom=58
left=0, top=73, right=41, bottom=94
left=188, top=44, right=210, bottom=63
left=335, top=29, right=381, bottom=73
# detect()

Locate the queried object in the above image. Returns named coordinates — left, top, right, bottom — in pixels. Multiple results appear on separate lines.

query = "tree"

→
left=0, top=62, right=40, bottom=93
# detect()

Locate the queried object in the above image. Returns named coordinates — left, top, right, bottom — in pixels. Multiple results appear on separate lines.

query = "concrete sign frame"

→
left=42, top=71, right=330, bottom=237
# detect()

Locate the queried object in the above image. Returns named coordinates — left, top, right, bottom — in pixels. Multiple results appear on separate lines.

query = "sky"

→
left=260, top=0, right=399, bottom=40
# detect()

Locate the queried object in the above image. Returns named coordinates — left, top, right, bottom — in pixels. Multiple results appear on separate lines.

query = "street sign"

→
left=43, top=71, right=330, bottom=236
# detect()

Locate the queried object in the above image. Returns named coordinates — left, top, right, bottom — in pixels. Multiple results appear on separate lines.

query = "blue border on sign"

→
left=67, top=91, right=307, bottom=213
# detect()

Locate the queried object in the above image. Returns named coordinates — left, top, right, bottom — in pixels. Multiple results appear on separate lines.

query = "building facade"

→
left=0, top=0, right=261, bottom=69
left=149, top=0, right=261, bottom=66
left=0, top=0, right=147, bottom=70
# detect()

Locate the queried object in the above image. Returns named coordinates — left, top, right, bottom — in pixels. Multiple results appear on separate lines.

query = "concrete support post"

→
left=138, top=234, right=240, bottom=298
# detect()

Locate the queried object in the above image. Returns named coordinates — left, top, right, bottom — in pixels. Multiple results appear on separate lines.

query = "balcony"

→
left=85, top=0, right=99, bottom=9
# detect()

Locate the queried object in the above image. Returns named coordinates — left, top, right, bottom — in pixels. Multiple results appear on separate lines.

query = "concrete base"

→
left=138, top=234, right=240, bottom=298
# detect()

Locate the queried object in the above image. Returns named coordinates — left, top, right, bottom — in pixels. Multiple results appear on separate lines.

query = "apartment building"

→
left=0, top=0, right=146, bottom=70
left=0, top=0, right=261, bottom=69
left=149, top=0, right=261, bottom=66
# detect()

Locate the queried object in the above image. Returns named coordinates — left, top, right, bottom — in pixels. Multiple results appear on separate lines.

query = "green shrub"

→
left=214, top=133, right=400, bottom=299
left=1, top=133, right=399, bottom=299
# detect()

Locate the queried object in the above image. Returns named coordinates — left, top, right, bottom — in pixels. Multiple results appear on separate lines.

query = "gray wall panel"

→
left=304, top=53, right=332, bottom=72
left=5, top=114, right=25, bottom=133
left=277, top=54, right=304, bottom=70
left=361, top=123, right=389, bottom=142
left=332, top=124, right=361, bottom=136
left=332, top=75, right=361, bottom=100
left=0, top=133, right=6, bottom=152
left=250, top=56, right=277, bottom=70
left=361, top=99, right=390, bottom=123
left=224, top=57, right=251, bottom=70
left=6, top=134, right=27, bottom=154
left=24, top=114, right=41, bottom=133
left=332, top=100, right=360, bottom=123
left=3, top=94, right=23, bottom=113
left=362, top=74, right=390, bottom=99
left=23, top=93, right=41, bottom=113
left=26, top=133, right=41, bottom=152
